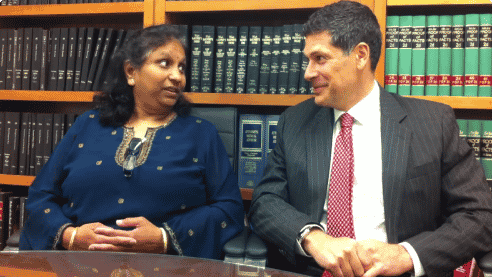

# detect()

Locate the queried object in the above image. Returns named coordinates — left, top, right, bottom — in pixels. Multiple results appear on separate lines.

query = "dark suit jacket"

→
left=249, top=86, right=492, bottom=276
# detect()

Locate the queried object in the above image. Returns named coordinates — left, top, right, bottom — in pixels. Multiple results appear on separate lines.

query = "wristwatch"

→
left=297, top=225, right=321, bottom=245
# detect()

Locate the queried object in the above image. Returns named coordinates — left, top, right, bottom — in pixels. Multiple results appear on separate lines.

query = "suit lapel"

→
left=380, top=89, right=412, bottom=243
left=306, top=107, right=334, bottom=220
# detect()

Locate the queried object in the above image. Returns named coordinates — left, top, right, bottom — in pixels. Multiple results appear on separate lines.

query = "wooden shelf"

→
left=184, top=92, right=314, bottom=106
left=241, top=188, right=253, bottom=201
left=0, top=2, right=144, bottom=16
left=0, top=90, right=94, bottom=102
left=387, top=0, right=491, bottom=6
left=164, top=0, right=374, bottom=12
left=405, top=96, right=492, bottom=110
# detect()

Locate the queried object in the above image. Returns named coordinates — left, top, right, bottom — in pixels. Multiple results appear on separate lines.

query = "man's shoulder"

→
left=382, top=90, right=452, bottom=115
left=283, top=97, right=324, bottom=118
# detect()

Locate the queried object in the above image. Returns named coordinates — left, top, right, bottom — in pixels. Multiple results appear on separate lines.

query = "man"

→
left=248, top=1, right=492, bottom=276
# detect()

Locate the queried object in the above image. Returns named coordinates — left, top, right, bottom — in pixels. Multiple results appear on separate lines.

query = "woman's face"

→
left=125, top=39, right=186, bottom=114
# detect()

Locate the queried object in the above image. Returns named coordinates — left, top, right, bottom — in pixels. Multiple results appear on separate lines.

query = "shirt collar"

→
left=334, top=80, right=380, bottom=126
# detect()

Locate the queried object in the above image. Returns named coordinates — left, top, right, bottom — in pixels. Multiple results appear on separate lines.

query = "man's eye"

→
left=315, top=56, right=326, bottom=63
left=178, top=65, right=185, bottom=72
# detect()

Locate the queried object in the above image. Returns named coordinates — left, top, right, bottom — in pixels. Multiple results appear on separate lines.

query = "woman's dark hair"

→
left=304, top=0, right=382, bottom=72
left=94, top=24, right=191, bottom=127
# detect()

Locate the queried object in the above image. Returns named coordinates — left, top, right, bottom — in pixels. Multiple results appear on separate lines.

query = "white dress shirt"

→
left=296, top=81, right=424, bottom=276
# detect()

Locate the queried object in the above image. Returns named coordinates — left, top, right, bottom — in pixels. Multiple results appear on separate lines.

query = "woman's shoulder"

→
left=177, top=114, right=219, bottom=135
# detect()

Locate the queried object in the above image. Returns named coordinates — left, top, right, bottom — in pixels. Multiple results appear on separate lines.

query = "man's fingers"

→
left=348, top=251, right=365, bottom=277
left=362, top=264, right=382, bottom=277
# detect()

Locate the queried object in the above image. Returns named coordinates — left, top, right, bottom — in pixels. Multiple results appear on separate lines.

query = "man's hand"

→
left=88, top=216, right=164, bottom=254
left=302, top=229, right=365, bottom=277
left=356, top=239, right=413, bottom=277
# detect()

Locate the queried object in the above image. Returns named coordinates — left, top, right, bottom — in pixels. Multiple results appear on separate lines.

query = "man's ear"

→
left=353, top=43, right=370, bottom=70
left=123, top=60, right=136, bottom=86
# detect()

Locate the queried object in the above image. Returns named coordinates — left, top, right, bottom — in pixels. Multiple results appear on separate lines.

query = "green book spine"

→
left=258, top=26, right=273, bottom=95
left=398, top=15, right=413, bottom=96
left=277, top=25, right=292, bottom=94
left=287, top=24, right=303, bottom=94
left=235, top=26, right=249, bottom=94
left=246, top=26, right=262, bottom=94
left=200, top=25, right=215, bottom=93
left=457, top=119, right=468, bottom=144
left=214, top=26, right=227, bottom=93
left=385, top=15, right=399, bottom=94
left=268, top=26, right=282, bottom=94
left=224, top=26, right=238, bottom=94
left=482, top=120, right=492, bottom=180
left=464, top=14, right=480, bottom=97
left=467, top=119, right=482, bottom=162
left=438, top=15, right=452, bottom=96
left=479, top=14, right=492, bottom=97
left=425, top=15, right=439, bottom=96
left=451, top=15, right=465, bottom=96
left=411, top=15, right=426, bottom=96
left=189, top=25, right=202, bottom=92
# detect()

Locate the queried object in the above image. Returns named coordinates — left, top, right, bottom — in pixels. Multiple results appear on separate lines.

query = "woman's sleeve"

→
left=19, top=114, right=85, bottom=250
left=164, top=126, right=244, bottom=259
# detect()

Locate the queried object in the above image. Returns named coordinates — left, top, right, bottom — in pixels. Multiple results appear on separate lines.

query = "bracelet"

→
left=160, top=228, right=168, bottom=254
left=68, top=227, right=78, bottom=250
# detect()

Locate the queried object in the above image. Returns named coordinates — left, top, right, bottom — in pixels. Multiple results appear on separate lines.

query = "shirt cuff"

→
left=399, top=241, right=425, bottom=277
left=295, top=224, right=325, bottom=257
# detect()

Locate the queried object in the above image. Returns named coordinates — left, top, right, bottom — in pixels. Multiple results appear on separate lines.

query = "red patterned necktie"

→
left=323, top=113, right=355, bottom=277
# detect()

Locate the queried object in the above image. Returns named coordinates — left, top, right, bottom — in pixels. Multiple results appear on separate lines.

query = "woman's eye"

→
left=159, top=60, right=169, bottom=67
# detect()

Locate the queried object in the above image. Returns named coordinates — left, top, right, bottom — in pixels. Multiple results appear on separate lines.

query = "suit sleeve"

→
left=405, top=106, right=492, bottom=276
left=249, top=112, right=317, bottom=264
left=163, top=126, right=244, bottom=260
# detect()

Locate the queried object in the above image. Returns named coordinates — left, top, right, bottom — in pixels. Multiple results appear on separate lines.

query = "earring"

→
left=128, top=79, right=135, bottom=86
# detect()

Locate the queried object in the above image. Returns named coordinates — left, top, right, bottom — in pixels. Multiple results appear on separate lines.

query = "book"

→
left=93, top=28, right=116, bottom=91
left=30, top=28, right=43, bottom=91
left=8, top=112, right=20, bottom=175
left=457, top=119, right=468, bottom=144
left=0, top=191, right=12, bottom=250
left=13, top=28, right=24, bottom=90
left=28, top=113, right=38, bottom=176
left=52, top=113, right=63, bottom=151
left=0, top=113, right=5, bottom=174
left=213, top=26, right=227, bottom=93
left=287, top=24, right=303, bottom=95
left=479, top=14, right=492, bottom=97
left=464, top=14, right=480, bottom=97
left=19, top=197, right=27, bottom=230
left=21, top=28, right=33, bottom=90
left=467, top=119, right=482, bottom=162
left=189, top=25, right=203, bottom=92
left=200, top=26, right=215, bottom=93
left=224, top=26, right=238, bottom=94
left=238, top=114, right=266, bottom=189
left=410, top=15, right=426, bottom=96
left=56, top=28, right=69, bottom=91
left=277, top=24, right=293, bottom=95
left=3, top=112, right=20, bottom=175
left=258, top=26, right=273, bottom=95
left=482, top=120, right=492, bottom=181
left=397, top=15, right=413, bottom=96
left=438, top=15, right=452, bottom=96
left=79, top=27, right=98, bottom=91
left=425, top=15, right=439, bottom=96
left=42, top=114, right=53, bottom=167
left=235, top=26, right=249, bottom=94
left=18, top=112, right=31, bottom=176
left=34, top=113, right=44, bottom=175
left=451, top=15, right=465, bottom=97
left=385, top=15, right=399, bottom=94
left=64, top=27, right=78, bottom=91
left=0, top=29, right=8, bottom=90
left=101, top=29, right=126, bottom=90
left=84, top=28, right=107, bottom=91
left=246, top=26, right=262, bottom=94
left=73, top=27, right=87, bottom=91
left=298, top=38, right=310, bottom=95
left=265, top=115, right=280, bottom=156
left=48, top=28, right=61, bottom=91
left=268, top=26, right=282, bottom=94
left=39, top=29, right=49, bottom=90
left=7, top=196, right=20, bottom=238
left=5, top=29, right=15, bottom=90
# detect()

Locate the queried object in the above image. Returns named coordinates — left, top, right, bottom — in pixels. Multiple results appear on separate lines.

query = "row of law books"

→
left=384, top=13, right=492, bottom=97
left=189, top=25, right=313, bottom=94
left=0, top=27, right=134, bottom=92
left=0, top=112, right=77, bottom=176
left=0, top=0, right=141, bottom=6
left=238, top=114, right=279, bottom=189
left=0, top=192, right=27, bottom=251
left=458, top=118, right=492, bottom=181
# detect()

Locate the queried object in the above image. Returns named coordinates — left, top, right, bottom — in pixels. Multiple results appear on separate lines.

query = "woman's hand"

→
left=88, top=216, right=165, bottom=254
left=62, top=222, right=137, bottom=251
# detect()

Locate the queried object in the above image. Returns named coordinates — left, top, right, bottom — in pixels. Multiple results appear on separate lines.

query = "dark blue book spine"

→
left=238, top=114, right=266, bottom=189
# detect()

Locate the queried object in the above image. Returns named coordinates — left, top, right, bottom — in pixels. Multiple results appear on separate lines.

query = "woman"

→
left=19, top=24, right=244, bottom=260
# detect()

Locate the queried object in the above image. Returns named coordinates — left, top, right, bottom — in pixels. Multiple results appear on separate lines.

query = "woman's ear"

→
left=124, top=60, right=136, bottom=86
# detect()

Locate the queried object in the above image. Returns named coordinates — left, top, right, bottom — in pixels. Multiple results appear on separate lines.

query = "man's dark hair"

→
left=94, top=24, right=191, bottom=127
left=303, top=0, right=382, bottom=72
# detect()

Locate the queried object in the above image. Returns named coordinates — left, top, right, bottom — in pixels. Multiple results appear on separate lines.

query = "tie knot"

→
left=340, top=113, right=353, bottom=128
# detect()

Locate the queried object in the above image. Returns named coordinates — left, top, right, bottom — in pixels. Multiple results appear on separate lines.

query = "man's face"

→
left=303, top=32, right=359, bottom=111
